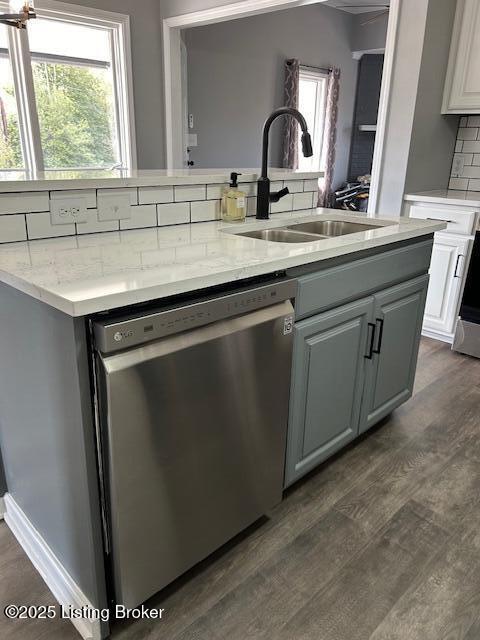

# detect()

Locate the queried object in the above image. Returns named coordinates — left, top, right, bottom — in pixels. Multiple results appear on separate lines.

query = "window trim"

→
left=298, top=66, right=328, bottom=173
left=0, top=0, right=137, bottom=172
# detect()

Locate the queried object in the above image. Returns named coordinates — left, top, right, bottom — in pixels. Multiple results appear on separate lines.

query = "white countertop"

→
left=405, top=190, right=480, bottom=208
left=0, top=168, right=322, bottom=193
left=0, top=209, right=444, bottom=316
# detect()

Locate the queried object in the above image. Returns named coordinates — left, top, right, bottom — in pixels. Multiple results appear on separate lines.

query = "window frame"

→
left=0, top=0, right=137, bottom=173
left=298, top=66, right=328, bottom=173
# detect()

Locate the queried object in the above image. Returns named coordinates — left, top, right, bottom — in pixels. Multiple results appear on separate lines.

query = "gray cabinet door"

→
left=285, top=297, right=374, bottom=487
left=359, top=275, right=429, bottom=434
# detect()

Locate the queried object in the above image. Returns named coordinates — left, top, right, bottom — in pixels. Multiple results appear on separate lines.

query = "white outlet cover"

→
left=452, top=155, right=465, bottom=177
left=50, top=197, right=88, bottom=225
left=97, top=193, right=132, bottom=221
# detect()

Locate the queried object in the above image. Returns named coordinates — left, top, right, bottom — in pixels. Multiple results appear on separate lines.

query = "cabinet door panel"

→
left=285, top=298, right=373, bottom=487
left=424, top=235, right=470, bottom=335
left=360, top=276, right=429, bottom=433
left=444, top=0, right=480, bottom=112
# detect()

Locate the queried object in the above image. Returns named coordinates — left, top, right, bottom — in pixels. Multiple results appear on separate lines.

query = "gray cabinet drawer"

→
left=295, top=239, right=433, bottom=320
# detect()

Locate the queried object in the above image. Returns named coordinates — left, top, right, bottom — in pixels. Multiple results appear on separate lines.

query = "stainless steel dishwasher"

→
left=92, top=278, right=296, bottom=608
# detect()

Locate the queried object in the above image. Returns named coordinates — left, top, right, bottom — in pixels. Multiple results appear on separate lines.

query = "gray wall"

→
left=405, top=0, right=458, bottom=194
left=184, top=3, right=358, bottom=190
left=0, top=284, right=108, bottom=622
left=351, top=10, right=388, bottom=53
left=65, top=0, right=165, bottom=169
left=374, top=0, right=458, bottom=216
left=372, top=0, right=429, bottom=216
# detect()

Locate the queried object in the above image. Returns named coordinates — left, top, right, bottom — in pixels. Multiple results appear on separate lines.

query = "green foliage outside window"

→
left=0, top=62, right=117, bottom=170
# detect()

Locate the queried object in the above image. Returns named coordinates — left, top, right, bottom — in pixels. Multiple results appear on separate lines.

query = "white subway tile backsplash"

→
left=461, top=141, right=480, bottom=153
left=207, top=183, right=228, bottom=200
left=0, top=214, right=27, bottom=242
left=458, top=153, right=474, bottom=166
left=238, top=182, right=257, bottom=196
left=449, top=177, right=469, bottom=190
left=467, top=116, right=480, bottom=128
left=303, top=179, right=320, bottom=192
left=467, top=179, right=480, bottom=191
left=460, top=165, right=480, bottom=179
left=76, top=209, right=119, bottom=235
left=157, top=202, right=190, bottom=226
left=98, top=188, right=138, bottom=205
left=0, top=191, right=49, bottom=215
left=270, top=193, right=293, bottom=213
left=473, top=154, right=480, bottom=165
left=138, top=186, right=174, bottom=205
left=293, top=191, right=314, bottom=210
left=120, top=205, right=157, bottom=230
left=247, top=197, right=257, bottom=217
left=0, top=178, right=318, bottom=244
left=50, top=189, right=96, bottom=209
left=455, top=140, right=464, bottom=152
left=174, top=185, right=206, bottom=202
left=191, top=200, right=221, bottom=222
left=458, top=127, right=478, bottom=141
left=284, top=180, right=304, bottom=193
left=26, top=212, right=75, bottom=239
left=460, top=116, right=468, bottom=127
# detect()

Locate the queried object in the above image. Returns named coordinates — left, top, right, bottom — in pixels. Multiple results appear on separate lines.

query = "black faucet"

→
left=256, top=107, right=313, bottom=220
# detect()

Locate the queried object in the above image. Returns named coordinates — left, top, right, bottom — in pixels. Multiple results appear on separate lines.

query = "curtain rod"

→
left=300, top=63, right=332, bottom=74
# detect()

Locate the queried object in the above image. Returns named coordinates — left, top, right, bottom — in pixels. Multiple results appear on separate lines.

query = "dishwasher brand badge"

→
left=283, top=316, right=293, bottom=335
left=113, top=329, right=133, bottom=342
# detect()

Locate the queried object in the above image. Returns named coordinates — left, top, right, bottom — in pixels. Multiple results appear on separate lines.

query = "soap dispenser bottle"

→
left=222, top=172, right=247, bottom=222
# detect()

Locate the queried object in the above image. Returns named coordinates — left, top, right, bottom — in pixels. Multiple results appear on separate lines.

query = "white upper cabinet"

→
left=443, top=0, right=480, bottom=114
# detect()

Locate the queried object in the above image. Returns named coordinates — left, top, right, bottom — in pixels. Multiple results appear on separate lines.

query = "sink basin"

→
left=286, top=220, right=382, bottom=237
left=237, top=228, right=324, bottom=243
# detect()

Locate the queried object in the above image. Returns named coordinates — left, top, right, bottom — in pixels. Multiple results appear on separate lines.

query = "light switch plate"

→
left=97, top=193, right=132, bottom=222
left=50, top=197, right=88, bottom=225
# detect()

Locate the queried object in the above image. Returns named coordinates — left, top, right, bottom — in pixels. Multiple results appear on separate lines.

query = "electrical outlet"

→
left=50, top=197, right=88, bottom=225
left=452, top=154, right=465, bottom=177
left=97, top=193, right=132, bottom=222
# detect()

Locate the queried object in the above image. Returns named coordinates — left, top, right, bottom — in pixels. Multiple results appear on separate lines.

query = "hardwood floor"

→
left=1, top=338, right=480, bottom=640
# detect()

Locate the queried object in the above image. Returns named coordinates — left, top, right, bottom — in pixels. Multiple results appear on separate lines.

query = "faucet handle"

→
left=269, top=186, right=290, bottom=203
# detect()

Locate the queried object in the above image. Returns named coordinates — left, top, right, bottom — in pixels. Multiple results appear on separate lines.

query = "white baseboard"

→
left=422, top=328, right=453, bottom=344
left=4, top=494, right=102, bottom=640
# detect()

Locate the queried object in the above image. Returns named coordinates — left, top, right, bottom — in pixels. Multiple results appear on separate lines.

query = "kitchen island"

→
left=0, top=179, right=445, bottom=639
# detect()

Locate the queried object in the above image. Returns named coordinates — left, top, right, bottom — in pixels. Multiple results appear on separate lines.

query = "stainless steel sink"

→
left=237, top=228, right=325, bottom=243
left=286, top=220, right=382, bottom=237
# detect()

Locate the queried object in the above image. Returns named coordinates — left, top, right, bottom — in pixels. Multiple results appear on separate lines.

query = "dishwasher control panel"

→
left=93, top=279, right=297, bottom=354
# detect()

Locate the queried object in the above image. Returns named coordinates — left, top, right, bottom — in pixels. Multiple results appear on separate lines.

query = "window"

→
left=0, top=1, right=135, bottom=173
left=297, top=67, right=328, bottom=172
left=0, top=24, right=23, bottom=172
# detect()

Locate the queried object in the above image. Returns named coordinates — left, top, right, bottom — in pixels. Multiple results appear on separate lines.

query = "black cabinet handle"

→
left=453, top=254, right=464, bottom=278
left=373, top=318, right=384, bottom=354
left=365, top=323, right=376, bottom=359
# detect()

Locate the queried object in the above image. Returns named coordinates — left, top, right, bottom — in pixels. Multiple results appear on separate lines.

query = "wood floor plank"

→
left=172, top=510, right=368, bottom=640
left=276, top=501, right=449, bottom=640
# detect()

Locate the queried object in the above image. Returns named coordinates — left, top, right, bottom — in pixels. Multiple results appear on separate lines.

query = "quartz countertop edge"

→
left=0, top=168, right=323, bottom=192
left=0, top=210, right=445, bottom=317
left=405, top=190, right=480, bottom=208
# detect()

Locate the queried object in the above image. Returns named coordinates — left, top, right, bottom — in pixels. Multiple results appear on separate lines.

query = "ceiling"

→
left=323, top=0, right=390, bottom=13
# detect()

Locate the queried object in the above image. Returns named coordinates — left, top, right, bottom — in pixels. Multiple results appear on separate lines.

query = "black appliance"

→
left=453, top=226, right=480, bottom=358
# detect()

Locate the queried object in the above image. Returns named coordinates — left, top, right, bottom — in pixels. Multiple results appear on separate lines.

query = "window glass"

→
left=0, top=26, right=24, bottom=169
left=28, top=17, right=120, bottom=169
left=298, top=71, right=327, bottom=172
